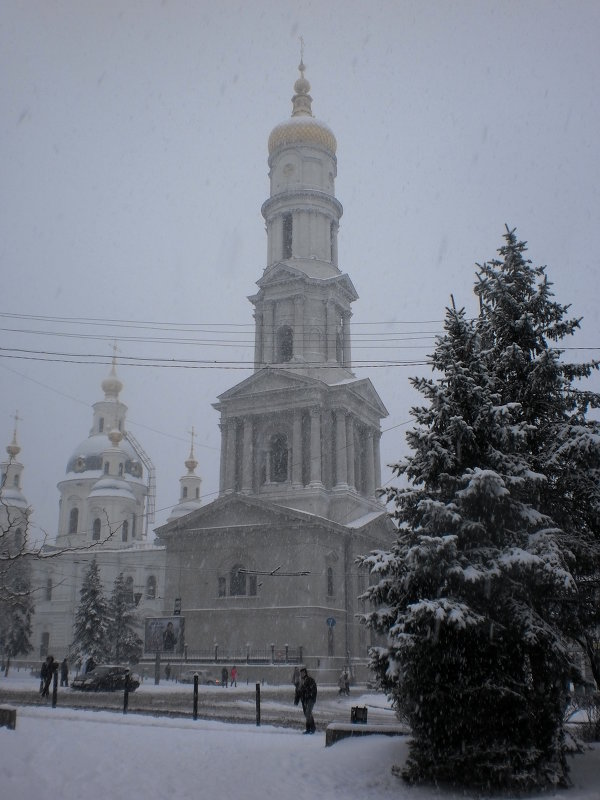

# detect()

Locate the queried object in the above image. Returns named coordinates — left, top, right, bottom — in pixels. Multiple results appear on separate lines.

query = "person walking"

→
left=294, top=666, right=317, bottom=734
left=230, top=665, right=238, bottom=687
left=338, top=669, right=350, bottom=696
left=40, top=655, right=56, bottom=698
left=60, top=657, right=69, bottom=687
left=165, top=662, right=171, bottom=681
left=221, top=666, right=228, bottom=687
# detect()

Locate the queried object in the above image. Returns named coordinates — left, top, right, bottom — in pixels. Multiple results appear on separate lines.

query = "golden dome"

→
left=268, top=117, right=337, bottom=155
left=268, top=60, right=337, bottom=156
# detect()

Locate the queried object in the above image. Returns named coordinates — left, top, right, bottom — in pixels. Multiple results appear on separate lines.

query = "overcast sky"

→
left=1, top=0, right=599, bottom=539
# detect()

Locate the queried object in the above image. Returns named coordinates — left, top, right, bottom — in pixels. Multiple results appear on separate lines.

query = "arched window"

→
left=327, top=566, right=334, bottom=596
left=195, top=487, right=200, bottom=499
left=277, top=325, right=293, bottom=362
left=230, top=564, right=247, bottom=596
left=182, top=486, right=188, bottom=499
left=68, top=507, right=79, bottom=534
left=282, top=213, right=293, bottom=259
left=103, top=462, right=109, bottom=474
left=121, top=520, right=128, bottom=542
left=125, top=575, right=134, bottom=604
left=336, top=330, right=343, bottom=364
left=146, top=575, right=157, bottom=600
left=98, top=417, right=104, bottom=433
left=270, top=433, right=288, bottom=483
left=92, top=518, right=101, bottom=541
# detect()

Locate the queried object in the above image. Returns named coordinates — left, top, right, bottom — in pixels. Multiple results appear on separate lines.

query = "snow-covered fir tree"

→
left=0, top=559, right=34, bottom=667
left=475, top=228, right=600, bottom=685
left=360, top=230, right=600, bottom=790
left=108, top=573, right=143, bottom=664
left=71, top=558, right=110, bottom=665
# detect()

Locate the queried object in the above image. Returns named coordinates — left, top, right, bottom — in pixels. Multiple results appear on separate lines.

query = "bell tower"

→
left=214, top=63, right=387, bottom=524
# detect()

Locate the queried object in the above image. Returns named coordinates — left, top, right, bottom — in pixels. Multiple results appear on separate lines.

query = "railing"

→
left=178, top=644, right=303, bottom=665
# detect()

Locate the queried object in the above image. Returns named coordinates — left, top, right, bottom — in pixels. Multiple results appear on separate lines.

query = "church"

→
left=15, top=62, right=394, bottom=681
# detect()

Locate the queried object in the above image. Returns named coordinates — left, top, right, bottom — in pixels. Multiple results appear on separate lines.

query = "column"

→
left=263, top=301, right=275, bottom=364
left=334, top=410, right=348, bottom=488
left=331, top=220, right=338, bottom=267
left=365, top=429, right=375, bottom=497
left=253, top=309, right=263, bottom=367
left=342, top=311, right=352, bottom=368
left=326, top=300, right=337, bottom=364
left=345, top=413, right=355, bottom=490
left=293, top=295, right=304, bottom=361
left=224, top=419, right=237, bottom=494
left=374, top=430, right=382, bottom=493
left=309, top=407, right=323, bottom=487
left=241, top=418, right=254, bottom=493
left=292, top=410, right=303, bottom=488
left=218, top=422, right=226, bottom=495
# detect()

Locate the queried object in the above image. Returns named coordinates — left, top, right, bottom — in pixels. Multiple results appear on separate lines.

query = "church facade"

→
left=155, top=63, right=393, bottom=676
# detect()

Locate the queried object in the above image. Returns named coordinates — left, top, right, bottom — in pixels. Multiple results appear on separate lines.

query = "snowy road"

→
left=0, top=675, right=399, bottom=730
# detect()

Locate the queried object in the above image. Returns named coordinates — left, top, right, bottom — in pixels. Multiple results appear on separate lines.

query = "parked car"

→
left=177, top=669, right=220, bottom=685
left=71, top=665, right=140, bottom=692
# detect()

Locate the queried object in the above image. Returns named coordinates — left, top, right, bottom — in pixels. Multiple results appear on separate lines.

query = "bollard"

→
left=255, top=682, right=261, bottom=727
left=51, top=668, right=58, bottom=708
left=193, top=673, right=199, bottom=720
left=123, top=669, right=130, bottom=714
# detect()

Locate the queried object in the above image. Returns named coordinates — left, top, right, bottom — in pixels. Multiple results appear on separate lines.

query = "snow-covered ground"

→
left=1, top=705, right=598, bottom=800
left=1, top=673, right=599, bottom=800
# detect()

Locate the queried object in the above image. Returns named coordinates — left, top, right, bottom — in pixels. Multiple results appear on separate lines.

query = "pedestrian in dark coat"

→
left=40, top=655, right=55, bottom=697
left=60, top=658, right=69, bottom=687
left=294, top=666, right=317, bottom=733
left=221, top=666, right=228, bottom=687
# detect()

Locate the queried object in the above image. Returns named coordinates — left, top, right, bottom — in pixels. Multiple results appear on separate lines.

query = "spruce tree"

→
left=475, top=228, right=600, bottom=685
left=72, top=558, right=110, bottom=665
left=360, top=230, right=600, bottom=789
left=108, top=573, right=143, bottom=664
left=0, top=559, right=34, bottom=665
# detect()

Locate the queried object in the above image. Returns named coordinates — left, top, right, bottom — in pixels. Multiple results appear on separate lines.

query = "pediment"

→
left=216, top=367, right=321, bottom=403
left=332, top=377, right=389, bottom=418
left=155, top=493, right=335, bottom=537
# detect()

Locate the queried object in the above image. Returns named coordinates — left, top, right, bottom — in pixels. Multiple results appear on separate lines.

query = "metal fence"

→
left=181, top=643, right=303, bottom=665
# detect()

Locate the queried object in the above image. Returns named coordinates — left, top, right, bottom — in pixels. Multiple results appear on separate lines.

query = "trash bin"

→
left=351, top=706, right=368, bottom=724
